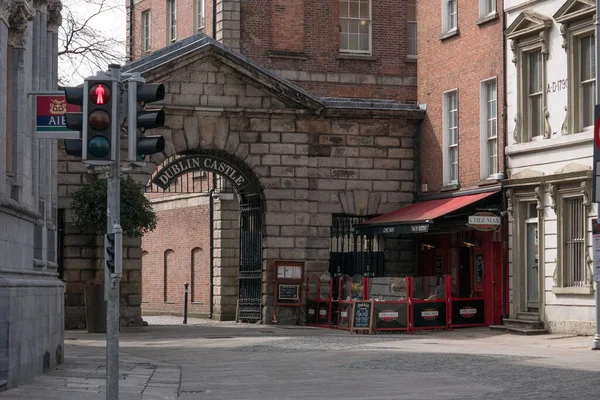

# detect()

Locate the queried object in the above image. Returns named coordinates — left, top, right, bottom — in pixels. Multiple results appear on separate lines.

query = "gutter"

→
left=501, top=0, right=509, bottom=322
left=213, top=0, right=217, bottom=39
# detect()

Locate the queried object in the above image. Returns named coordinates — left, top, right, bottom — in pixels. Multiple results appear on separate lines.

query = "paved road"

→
left=2, top=316, right=600, bottom=399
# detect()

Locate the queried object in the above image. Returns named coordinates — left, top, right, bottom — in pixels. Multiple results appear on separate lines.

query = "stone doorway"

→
left=142, top=152, right=264, bottom=322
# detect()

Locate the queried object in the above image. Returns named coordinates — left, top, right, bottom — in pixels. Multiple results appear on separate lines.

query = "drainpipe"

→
left=209, top=177, right=217, bottom=319
left=501, top=0, right=509, bottom=322
left=212, top=0, right=217, bottom=39
left=129, top=0, right=134, bottom=61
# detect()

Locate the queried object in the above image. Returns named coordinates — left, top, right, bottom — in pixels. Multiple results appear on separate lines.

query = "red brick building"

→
left=127, top=0, right=417, bottom=101
left=416, top=0, right=506, bottom=324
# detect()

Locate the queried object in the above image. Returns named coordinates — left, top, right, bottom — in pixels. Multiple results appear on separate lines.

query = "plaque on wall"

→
left=278, top=284, right=299, bottom=301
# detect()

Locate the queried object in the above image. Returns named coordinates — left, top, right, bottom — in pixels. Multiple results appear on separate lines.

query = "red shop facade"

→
left=351, top=187, right=507, bottom=330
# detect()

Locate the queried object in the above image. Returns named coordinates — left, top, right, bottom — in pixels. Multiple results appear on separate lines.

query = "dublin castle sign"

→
left=153, top=154, right=252, bottom=192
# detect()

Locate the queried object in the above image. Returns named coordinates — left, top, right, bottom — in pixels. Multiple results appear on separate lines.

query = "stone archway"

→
left=144, top=150, right=265, bottom=322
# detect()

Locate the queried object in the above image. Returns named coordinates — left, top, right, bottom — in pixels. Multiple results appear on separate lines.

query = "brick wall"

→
left=140, top=194, right=212, bottom=317
left=128, top=0, right=417, bottom=100
left=417, top=0, right=504, bottom=193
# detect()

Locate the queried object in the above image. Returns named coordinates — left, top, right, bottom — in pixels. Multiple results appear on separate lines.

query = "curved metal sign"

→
left=152, top=154, right=252, bottom=192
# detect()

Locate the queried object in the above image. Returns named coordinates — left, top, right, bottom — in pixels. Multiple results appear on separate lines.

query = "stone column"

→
left=215, top=0, right=240, bottom=53
left=212, top=196, right=240, bottom=320
left=0, top=1, right=10, bottom=195
left=7, top=0, right=35, bottom=205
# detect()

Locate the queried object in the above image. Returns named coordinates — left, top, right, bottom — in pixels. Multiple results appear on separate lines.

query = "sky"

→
left=59, top=0, right=127, bottom=85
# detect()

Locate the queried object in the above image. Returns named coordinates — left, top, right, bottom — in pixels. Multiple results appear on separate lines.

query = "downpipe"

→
left=209, top=177, right=216, bottom=319
left=501, top=0, right=509, bottom=323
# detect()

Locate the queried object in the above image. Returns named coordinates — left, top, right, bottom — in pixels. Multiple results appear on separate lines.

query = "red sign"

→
left=378, top=310, right=399, bottom=322
left=35, top=95, right=80, bottom=139
left=421, top=309, right=439, bottom=320
left=595, top=116, right=600, bottom=150
left=459, top=306, right=477, bottom=319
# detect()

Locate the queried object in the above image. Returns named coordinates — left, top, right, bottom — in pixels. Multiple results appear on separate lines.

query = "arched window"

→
left=191, top=247, right=202, bottom=302
left=164, top=249, right=174, bottom=302
left=141, top=251, right=149, bottom=302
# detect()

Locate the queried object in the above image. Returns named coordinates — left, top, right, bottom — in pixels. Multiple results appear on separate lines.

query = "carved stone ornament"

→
left=534, top=185, right=544, bottom=217
left=513, top=113, right=520, bottom=143
left=560, top=24, right=567, bottom=50
left=46, top=0, right=62, bottom=30
left=561, top=106, right=568, bottom=135
left=586, top=254, right=593, bottom=284
left=548, top=184, right=557, bottom=211
left=506, top=188, right=514, bottom=219
left=540, top=31, right=549, bottom=59
left=553, top=262, right=559, bottom=286
left=510, top=40, right=518, bottom=65
left=0, top=0, right=11, bottom=23
left=33, top=0, right=48, bottom=10
left=580, top=180, right=592, bottom=212
left=7, top=0, right=34, bottom=47
left=543, top=107, right=552, bottom=139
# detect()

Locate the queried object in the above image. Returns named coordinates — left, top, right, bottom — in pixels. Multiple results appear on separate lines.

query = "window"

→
left=528, top=51, right=544, bottom=139
left=579, top=34, right=595, bottom=129
left=167, top=0, right=177, bottom=43
left=339, top=0, right=371, bottom=54
left=555, top=0, right=596, bottom=134
left=479, top=0, right=496, bottom=18
left=563, top=196, right=585, bottom=287
left=506, top=11, right=551, bottom=143
left=443, top=90, right=458, bottom=184
left=191, top=247, right=202, bottom=303
left=164, top=249, right=174, bottom=302
left=407, top=0, right=417, bottom=58
left=141, top=10, right=151, bottom=53
left=481, top=79, right=497, bottom=178
left=196, top=0, right=205, bottom=32
left=442, top=0, right=457, bottom=33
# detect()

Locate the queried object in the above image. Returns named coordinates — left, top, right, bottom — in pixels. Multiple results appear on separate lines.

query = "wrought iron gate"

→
left=238, top=197, right=263, bottom=322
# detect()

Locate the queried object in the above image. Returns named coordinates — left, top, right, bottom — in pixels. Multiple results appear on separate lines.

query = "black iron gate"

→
left=238, top=197, right=263, bottom=322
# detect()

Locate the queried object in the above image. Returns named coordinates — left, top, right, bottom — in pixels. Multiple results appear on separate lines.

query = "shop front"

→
left=354, top=188, right=506, bottom=329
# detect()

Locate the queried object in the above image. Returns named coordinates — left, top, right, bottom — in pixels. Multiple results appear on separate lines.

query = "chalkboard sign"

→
left=351, top=300, right=373, bottom=332
left=475, top=254, right=484, bottom=283
left=435, top=255, right=443, bottom=277
left=278, top=284, right=299, bottom=301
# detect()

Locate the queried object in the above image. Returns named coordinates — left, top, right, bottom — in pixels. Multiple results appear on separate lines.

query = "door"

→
left=525, top=220, right=539, bottom=310
left=459, top=247, right=471, bottom=298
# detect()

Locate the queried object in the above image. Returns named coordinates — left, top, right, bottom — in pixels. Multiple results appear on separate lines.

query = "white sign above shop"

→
left=468, top=212, right=501, bottom=232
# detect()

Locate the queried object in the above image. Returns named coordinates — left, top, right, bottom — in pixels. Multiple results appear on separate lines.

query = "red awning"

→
left=355, top=191, right=499, bottom=235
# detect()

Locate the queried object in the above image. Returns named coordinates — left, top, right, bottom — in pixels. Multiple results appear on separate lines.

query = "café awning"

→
left=354, top=191, right=499, bottom=236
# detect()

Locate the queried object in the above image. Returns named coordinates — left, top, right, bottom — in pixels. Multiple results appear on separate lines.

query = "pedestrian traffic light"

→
left=127, top=77, right=166, bottom=163
left=105, top=232, right=115, bottom=274
left=63, top=85, right=85, bottom=157
left=84, top=77, right=118, bottom=165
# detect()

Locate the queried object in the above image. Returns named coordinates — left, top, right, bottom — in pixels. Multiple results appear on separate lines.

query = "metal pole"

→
left=106, top=64, right=123, bottom=397
left=593, top=1, right=600, bottom=351
left=184, top=282, right=189, bottom=324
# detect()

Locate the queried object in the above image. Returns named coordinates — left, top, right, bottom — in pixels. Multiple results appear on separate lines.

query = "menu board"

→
left=278, top=284, right=299, bottom=301
left=475, top=254, right=484, bottom=283
left=351, top=300, right=373, bottom=332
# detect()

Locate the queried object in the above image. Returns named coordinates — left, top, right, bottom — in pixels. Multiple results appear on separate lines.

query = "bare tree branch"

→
left=58, top=0, right=126, bottom=86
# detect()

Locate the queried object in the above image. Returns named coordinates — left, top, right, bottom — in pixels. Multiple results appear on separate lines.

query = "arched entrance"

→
left=144, top=150, right=264, bottom=322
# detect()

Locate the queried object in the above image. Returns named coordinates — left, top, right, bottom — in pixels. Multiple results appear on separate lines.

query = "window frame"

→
left=195, top=0, right=205, bottom=32
left=552, top=181, right=593, bottom=295
left=479, top=0, right=496, bottom=19
left=407, top=0, right=417, bottom=58
left=167, top=0, right=177, bottom=44
left=442, top=0, right=458, bottom=34
left=141, top=9, right=151, bottom=54
left=480, top=77, right=498, bottom=179
left=339, top=0, right=373, bottom=55
left=442, top=89, right=459, bottom=186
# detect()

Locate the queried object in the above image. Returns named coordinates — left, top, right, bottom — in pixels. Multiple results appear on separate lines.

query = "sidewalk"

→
left=0, top=339, right=180, bottom=400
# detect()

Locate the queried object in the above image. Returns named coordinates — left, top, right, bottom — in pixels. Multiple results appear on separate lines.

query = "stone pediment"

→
left=554, top=162, right=591, bottom=175
left=553, top=0, right=595, bottom=24
left=122, top=34, right=325, bottom=112
left=505, top=11, right=553, bottom=40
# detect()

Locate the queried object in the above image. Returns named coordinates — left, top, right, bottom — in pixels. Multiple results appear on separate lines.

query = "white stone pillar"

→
left=0, top=1, right=10, bottom=195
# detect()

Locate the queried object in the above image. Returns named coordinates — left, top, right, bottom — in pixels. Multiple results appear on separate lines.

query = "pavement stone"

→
left=1, top=319, right=599, bottom=399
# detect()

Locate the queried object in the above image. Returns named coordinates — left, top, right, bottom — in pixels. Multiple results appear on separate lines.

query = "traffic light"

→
left=84, top=77, right=118, bottom=165
left=127, top=77, right=166, bottom=163
left=63, top=85, right=85, bottom=157
left=105, top=233, right=115, bottom=274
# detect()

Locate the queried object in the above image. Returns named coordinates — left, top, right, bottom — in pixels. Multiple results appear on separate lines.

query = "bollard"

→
left=183, top=282, right=189, bottom=325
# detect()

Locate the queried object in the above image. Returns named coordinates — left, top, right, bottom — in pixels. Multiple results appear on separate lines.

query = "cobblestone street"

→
left=1, top=317, right=599, bottom=399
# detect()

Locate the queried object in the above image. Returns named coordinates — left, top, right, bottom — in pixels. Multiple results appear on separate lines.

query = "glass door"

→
left=525, top=220, right=539, bottom=310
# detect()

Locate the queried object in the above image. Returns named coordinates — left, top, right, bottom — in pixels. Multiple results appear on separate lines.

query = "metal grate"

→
left=564, top=197, right=586, bottom=287
left=238, top=197, right=263, bottom=322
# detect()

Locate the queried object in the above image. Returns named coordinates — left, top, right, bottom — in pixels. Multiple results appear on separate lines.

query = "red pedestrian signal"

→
left=89, top=83, right=111, bottom=105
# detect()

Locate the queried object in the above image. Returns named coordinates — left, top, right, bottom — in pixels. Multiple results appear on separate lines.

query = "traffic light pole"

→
left=105, top=64, right=123, bottom=398
left=594, top=0, right=600, bottom=351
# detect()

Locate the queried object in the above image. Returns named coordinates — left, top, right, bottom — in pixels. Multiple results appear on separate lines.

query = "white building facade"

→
left=504, top=0, right=597, bottom=334
left=0, top=0, right=64, bottom=389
